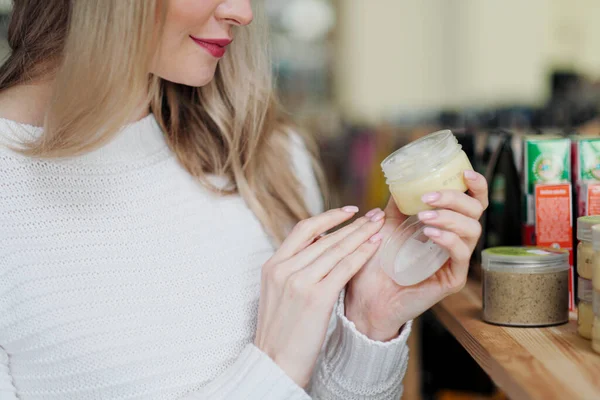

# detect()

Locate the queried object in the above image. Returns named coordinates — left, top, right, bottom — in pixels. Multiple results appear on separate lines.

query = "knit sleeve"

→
left=0, top=347, right=18, bottom=399
left=309, top=292, right=411, bottom=399
left=289, top=133, right=411, bottom=399
left=179, top=345, right=310, bottom=399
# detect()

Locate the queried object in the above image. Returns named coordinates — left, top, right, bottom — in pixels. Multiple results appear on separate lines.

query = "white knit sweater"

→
left=0, top=115, right=410, bottom=400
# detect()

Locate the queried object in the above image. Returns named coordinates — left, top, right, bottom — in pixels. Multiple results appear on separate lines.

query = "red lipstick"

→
left=190, top=37, right=232, bottom=58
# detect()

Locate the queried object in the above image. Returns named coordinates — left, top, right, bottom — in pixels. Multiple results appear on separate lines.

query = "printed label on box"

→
left=586, top=183, right=600, bottom=216
left=535, top=184, right=573, bottom=249
left=534, top=183, right=574, bottom=310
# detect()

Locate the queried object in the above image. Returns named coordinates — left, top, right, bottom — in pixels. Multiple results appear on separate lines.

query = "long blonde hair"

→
left=0, top=0, right=323, bottom=241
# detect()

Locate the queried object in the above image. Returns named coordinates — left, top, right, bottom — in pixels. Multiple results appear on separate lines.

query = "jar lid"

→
left=577, top=216, right=600, bottom=242
left=380, top=215, right=449, bottom=286
left=380, top=130, right=461, bottom=185
left=593, top=225, right=600, bottom=251
left=482, top=247, right=569, bottom=273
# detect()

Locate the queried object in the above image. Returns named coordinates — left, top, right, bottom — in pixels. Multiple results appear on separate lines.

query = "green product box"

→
left=572, top=136, right=600, bottom=184
left=522, top=136, right=571, bottom=226
left=571, top=136, right=600, bottom=217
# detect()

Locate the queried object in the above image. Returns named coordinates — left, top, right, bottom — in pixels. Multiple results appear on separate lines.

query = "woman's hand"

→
left=345, top=171, right=489, bottom=342
left=255, top=206, right=386, bottom=387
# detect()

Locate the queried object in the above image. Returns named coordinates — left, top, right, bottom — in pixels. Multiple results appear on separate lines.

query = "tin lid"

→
left=577, top=216, right=600, bottom=242
left=482, top=247, right=569, bottom=273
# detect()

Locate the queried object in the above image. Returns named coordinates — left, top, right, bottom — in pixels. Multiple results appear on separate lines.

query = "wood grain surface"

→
left=432, top=280, right=600, bottom=400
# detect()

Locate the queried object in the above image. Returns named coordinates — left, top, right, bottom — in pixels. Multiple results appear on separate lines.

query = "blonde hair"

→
left=0, top=0, right=323, bottom=241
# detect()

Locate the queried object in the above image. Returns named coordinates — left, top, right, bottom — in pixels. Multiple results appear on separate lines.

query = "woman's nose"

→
left=216, top=0, right=253, bottom=26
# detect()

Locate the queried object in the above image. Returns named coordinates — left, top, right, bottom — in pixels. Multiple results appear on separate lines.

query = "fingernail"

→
left=418, top=211, right=438, bottom=221
left=464, top=170, right=478, bottom=181
left=422, top=192, right=441, bottom=204
left=365, top=208, right=380, bottom=218
left=342, top=206, right=359, bottom=213
left=423, top=227, right=442, bottom=238
left=370, top=211, right=385, bottom=222
left=369, top=233, right=383, bottom=243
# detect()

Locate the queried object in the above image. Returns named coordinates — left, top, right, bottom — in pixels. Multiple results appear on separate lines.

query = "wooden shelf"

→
left=432, top=280, right=600, bottom=400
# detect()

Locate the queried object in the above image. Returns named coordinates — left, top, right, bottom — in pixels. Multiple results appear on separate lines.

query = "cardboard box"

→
left=522, top=136, right=574, bottom=309
left=534, top=183, right=574, bottom=309
left=522, top=136, right=571, bottom=229
left=583, top=183, right=600, bottom=216
left=571, top=137, right=600, bottom=217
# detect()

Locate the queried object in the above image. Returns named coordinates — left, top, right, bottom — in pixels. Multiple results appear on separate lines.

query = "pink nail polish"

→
left=369, top=233, right=383, bottom=243
left=342, top=206, right=359, bottom=213
left=423, top=227, right=442, bottom=238
left=365, top=208, right=380, bottom=218
left=418, top=211, right=438, bottom=221
left=422, top=192, right=441, bottom=204
left=370, top=211, right=385, bottom=222
left=464, top=170, right=478, bottom=181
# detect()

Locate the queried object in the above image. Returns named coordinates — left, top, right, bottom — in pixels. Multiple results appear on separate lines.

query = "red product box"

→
left=534, top=183, right=574, bottom=309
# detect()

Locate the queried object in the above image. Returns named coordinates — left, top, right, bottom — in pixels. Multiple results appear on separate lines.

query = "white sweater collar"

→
left=0, top=114, right=168, bottom=163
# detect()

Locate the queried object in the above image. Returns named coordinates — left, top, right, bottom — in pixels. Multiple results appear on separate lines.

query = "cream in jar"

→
left=592, top=225, right=600, bottom=353
left=577, top=216, right=600, bottom=279
left=576, top=216, right=600, bottom=339
left=379, top=130, right=474, bottom=286
left=381, top=130, right=474, bottom=215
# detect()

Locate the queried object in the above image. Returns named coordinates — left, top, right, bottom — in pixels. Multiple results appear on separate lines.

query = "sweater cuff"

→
left=185, top=344, right=310, bottom=400
left=319, top=293, right=411, bottom=390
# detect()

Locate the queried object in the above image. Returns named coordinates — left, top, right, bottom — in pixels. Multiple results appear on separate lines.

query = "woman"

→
left=0, top=1, right=488, bottom=399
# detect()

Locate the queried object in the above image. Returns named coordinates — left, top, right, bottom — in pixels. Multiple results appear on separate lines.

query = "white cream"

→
left=579, top=301, right=593, bottom=339
left=578, top=241, right=594, bottom=280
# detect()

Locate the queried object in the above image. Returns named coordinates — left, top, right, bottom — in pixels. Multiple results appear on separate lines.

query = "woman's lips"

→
left=190, top=37, right=232, bottom=58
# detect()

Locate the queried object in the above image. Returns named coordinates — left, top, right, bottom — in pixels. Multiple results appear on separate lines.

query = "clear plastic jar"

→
left=578, top=275, right=594, bottom=339
left=381, top=130, right=474, bottom=216
left=592, top=225, right=600, bottom=353
left=379, top=130, right=474, bottom=287
left=594, top=290, right=600, bottom=353
left=577, top=216, right=600, bottom=279
left=576, top=216, right=600, bottom=339
left=579, top=300, right=594, bottom=339
left=481, top=247, right=569, bottom=327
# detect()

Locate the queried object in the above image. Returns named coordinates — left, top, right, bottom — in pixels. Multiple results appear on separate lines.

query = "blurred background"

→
left=2, top=1, right=600, bottom=399
left=264, top=0, right=600, bottom=212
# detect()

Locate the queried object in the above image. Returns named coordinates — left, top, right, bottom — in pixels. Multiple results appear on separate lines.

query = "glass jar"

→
left=482, top=247, right=569, bottom=327
left=379, top=130, right=474, bottom=286
left=577, top=216, right=600, bottom=279
left=592, top=225, right=600, bottom=353
left=579, top=300, right=594, bottom=339
left=576, top=216, right=600, bottom=339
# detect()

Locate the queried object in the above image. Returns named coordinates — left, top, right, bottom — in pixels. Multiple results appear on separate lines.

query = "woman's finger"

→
left=320, top=239, right=381, bottom=293
left=464, top=170, right=489, bottom=211
left=270, top=207, right=359, bottom=264
left=421, top=190, right=484, bottom=220
left=300, top=216, right=385, bottom=282
left=288, top=209, right=384, bottom=271
left=423, top=227, right=471, bottom=285
left=417, top=209, right=482, bottom=246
